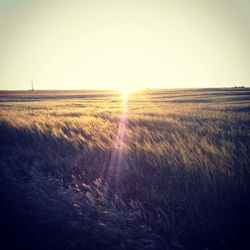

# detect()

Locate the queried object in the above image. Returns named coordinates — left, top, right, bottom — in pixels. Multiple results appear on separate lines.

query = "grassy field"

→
left=0, top=88, right=249, bottom=250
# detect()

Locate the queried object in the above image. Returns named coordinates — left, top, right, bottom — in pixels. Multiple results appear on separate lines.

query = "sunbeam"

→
left=101, top=92, right=128, bottom=184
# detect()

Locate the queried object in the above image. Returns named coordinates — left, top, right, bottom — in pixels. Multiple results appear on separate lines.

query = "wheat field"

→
left=0, top=88, right=249, bottom=250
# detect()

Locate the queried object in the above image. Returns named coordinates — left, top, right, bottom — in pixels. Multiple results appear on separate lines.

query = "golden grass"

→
left=0, top=88, right=249, bottom=249
left=1, top=89, right=249, bottom=175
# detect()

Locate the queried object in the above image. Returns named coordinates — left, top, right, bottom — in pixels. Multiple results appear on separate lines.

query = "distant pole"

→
left=31, top=80, right=34, bottom=91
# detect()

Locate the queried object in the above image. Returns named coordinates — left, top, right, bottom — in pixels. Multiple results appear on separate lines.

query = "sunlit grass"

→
left=0, top=88, right=249, bottom=249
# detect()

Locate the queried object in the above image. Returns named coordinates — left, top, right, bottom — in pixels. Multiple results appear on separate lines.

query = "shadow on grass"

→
left=0, top=121, right=249, bottom=250
left=0, top=121, right=170, bottom=250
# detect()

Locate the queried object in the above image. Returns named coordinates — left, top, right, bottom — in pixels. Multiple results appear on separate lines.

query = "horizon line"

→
left=0, top=86, right=249, bottom=92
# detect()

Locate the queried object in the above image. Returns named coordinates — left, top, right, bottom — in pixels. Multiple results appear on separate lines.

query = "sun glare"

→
left=114, top=86, right=140, bottom=102
left=116, top=86, right=140, bottom=95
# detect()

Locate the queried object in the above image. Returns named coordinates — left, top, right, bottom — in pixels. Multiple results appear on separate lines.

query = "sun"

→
left=114, top=86, right=140, bottom=102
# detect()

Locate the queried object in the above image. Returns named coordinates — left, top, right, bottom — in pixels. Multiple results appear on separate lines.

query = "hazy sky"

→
left=0, top=0, right=249, bottom=90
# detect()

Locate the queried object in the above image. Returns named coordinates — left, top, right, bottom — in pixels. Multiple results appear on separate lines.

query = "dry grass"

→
left=0, top=88, right=249, bottom=249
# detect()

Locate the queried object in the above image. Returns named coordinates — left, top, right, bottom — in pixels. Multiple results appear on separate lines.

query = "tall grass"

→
left=0, top=89, right=249, bottom=249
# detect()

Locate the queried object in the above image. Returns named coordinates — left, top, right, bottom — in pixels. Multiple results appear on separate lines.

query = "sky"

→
left=0, top=0, right=249, bottom=90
